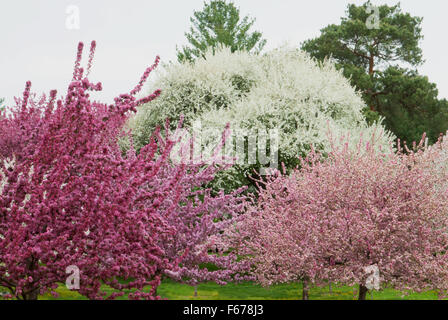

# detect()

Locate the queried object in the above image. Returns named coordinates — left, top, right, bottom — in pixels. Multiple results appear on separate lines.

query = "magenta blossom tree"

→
left=224, top=135, right=448, bottom=300
left=0, top=41, right=246, bottom=300
left=148, top=128, right=250, bottom=291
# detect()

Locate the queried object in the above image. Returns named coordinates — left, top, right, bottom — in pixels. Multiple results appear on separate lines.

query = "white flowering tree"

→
left=131, top=46, right=395, bottom=191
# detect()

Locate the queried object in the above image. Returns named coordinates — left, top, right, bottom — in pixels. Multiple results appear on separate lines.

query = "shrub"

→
left=131, top=47, right=395, bottom=192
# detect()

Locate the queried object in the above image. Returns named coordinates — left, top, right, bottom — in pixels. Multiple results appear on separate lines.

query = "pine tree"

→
left=302, top=1, right=448, bottom=145
left=177, top=0, right=266, bottom=62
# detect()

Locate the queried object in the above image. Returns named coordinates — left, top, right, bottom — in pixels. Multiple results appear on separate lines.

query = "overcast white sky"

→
left=1, top=0, right=447, bottom=108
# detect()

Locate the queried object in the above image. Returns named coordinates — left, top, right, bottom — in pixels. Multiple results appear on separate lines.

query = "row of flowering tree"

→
left=219, top=134, right=448, bottom=299
left=0, top=42, right=248, bottom=300
left=2, top=41, right=448, bottom=300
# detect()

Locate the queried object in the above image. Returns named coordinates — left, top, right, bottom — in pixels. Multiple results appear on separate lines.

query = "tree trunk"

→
left=194, top=285, right=198, bottom=297
left=358, top=284, right=368, bottom=300
left=23, top=289, right=39, bottom=300
left=368, top=55, right=376, bottom=111
left=23, top=256, right=38, bottom=300
left=302, top=279, right=309, bottom=300
left=329, top=281, right=332, bottom=294
left=368, top=56, right=374, bottom=76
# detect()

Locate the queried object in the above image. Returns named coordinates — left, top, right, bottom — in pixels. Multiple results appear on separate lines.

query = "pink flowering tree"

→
left=218, top=167, right=329, bottom=300
left=225, top=135, right=448, bottom=300
left=0, top=41, right=246, bottom=300
left=123, top=119, right=251, bottom=293
left=149, top=131, right=250, bottom=292
left=0, top=91, right=45, bottom=161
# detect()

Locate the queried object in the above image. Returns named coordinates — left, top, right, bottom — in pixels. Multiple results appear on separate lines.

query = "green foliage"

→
left=302, top=2, right=423, bottom=70
left=177, top=0, right=266, bottom=62
left=302, top=1, right=448, bottom=145
left=377, top=67, right=448, bottom=144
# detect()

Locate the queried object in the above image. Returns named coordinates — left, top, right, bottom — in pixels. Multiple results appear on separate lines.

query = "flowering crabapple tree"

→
left=217, top=167, right=328, bottom=300
left=224, top=134, right=448, bottom=300
left=315, top=137, right=448, bottom=300
left=129, top=121, right=250, bottom=293
left=0, top=41, right=171, bottom=300
left=0, top=41, right=246, bottom=300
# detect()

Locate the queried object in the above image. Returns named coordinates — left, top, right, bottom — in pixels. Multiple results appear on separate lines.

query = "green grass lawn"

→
left=2, top=280, right=441, bottom=300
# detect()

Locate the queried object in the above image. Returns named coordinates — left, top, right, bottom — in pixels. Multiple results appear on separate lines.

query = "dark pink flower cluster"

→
left=152, top=148, right=250, bottom=286
left=0, top=41, right=246, bottom=300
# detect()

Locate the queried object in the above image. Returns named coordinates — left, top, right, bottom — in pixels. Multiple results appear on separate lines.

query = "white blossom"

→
left=131, top=46, right=395, bottom=187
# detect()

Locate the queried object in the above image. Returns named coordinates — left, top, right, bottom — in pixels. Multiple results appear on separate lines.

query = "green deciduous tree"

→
left=177, top=0, right=266, bottom=62
left=302, top=1, right=448, bottom=145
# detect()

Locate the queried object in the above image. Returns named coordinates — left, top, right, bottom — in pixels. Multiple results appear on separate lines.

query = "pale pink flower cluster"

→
left=223, top=135, right=448, bottom=298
